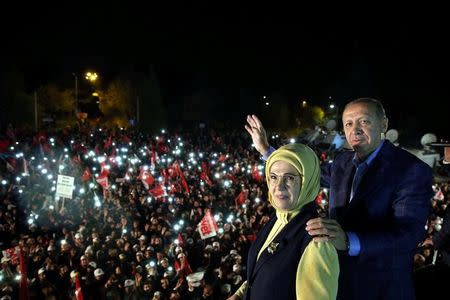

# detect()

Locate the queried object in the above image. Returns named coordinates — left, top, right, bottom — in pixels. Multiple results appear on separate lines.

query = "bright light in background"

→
left=227, top=214, right=234, bottom=223
left=329, top=103, right=335, bottom=109
left=289, top=138, right=296, bottom=143
left=85, top=72, right=98, bottom=82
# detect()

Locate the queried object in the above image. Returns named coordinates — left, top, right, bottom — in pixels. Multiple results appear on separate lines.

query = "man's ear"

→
left=382, top=117, right=389, bottom=133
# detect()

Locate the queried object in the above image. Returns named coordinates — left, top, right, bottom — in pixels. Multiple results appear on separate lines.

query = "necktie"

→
left=350, top=162, right=368, bottom=202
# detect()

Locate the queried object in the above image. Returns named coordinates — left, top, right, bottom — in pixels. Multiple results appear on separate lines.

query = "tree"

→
left=37, top=84, right=75, bottom=116
left=100, top=78, right=136, bottom=127
left=309, top=105, right=325, bottom=125
left=0, top=67, right=34, bottom=128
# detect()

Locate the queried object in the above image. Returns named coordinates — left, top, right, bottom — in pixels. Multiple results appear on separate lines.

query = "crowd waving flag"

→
left=138, top=167, right=155, bottom=190
left=197, top=210, right=219, bottom=239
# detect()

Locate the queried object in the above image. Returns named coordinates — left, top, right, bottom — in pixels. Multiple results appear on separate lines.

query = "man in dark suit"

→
left=245, top=98, right=433, bottom=300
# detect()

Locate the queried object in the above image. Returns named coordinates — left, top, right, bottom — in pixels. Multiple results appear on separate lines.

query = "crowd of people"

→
left=0, top=123, right=288, bottom=299
left=0, top=118, right=448, bottom=299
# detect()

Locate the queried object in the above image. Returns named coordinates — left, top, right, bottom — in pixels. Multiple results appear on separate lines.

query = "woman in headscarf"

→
left=229, top=143, right=339, bottom=300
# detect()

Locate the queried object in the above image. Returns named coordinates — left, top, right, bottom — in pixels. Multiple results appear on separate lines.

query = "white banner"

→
left=56, top=175, right=75, bottom=199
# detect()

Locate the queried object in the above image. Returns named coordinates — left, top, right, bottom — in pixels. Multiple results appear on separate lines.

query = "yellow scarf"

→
left=265, top=143, right=320, bottom=213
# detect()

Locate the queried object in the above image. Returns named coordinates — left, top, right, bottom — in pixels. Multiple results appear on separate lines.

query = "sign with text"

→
left=56, top=175, right=75, bottom=199
left=197, top=211, right=219, bottom=240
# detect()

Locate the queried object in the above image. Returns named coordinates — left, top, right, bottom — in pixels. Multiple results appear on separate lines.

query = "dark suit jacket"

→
left=321, top=140, right=433, bottom=300
left=244, top=202, right=316, bottom=300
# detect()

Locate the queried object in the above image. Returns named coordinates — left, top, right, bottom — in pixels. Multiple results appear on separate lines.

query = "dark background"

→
left=1, top=4, right=448, bottom=144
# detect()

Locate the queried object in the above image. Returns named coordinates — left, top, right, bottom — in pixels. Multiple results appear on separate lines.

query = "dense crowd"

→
left=0, top=123, right=448, bottom=300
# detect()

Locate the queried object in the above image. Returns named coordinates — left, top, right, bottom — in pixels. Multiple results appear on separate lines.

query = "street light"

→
left=85, top=72, right=98, bottom=82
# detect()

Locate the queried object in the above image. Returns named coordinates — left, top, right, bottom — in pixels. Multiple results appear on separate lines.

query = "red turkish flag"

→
left=252, top=165, right=263, bottom=182
left=246, top=234, right=257, bottom=242
left=157, top=139, right=169, bottom=154
left=96, top=173, right=109, bottom=189
left=177, top=233, right=185, bottom=247
left=0, top=138, right=10, bottom=153
left=122, top=134, right=131, bottom=144
left=100, top=162, right=110, bottom=176
left=149, top=184, right=165, bottom=198
left=168, top=184, right=179, bottom=195
left=235, top=190, right=248, bottom=207
left=180, top=177, right=190, bottom=194
left=75, top=273, right=84, bottom=300
left=104, top=135, right=113, bottom=149
left=138, top=167, right=155, bottom=190
left=218, top=154, right=227, bottom=162
left=173, top=162, right=190, bottom=194
left=161, top=168, right=169, bottom=184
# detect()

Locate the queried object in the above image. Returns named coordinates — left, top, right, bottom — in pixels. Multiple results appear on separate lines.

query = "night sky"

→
left=2, top=5, right=449, bottom=143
